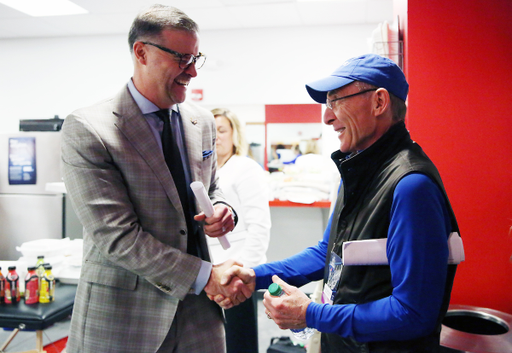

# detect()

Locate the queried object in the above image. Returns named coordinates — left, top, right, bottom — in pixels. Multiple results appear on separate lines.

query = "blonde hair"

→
left=211, top=108, right=248, bottom=156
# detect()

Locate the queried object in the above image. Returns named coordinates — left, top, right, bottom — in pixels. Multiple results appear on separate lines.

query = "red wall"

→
left=265, top=104, right=321, bottom=124
left=395, top=0, right=512, bottom=313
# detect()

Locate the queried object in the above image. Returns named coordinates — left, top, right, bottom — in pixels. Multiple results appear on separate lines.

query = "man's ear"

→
left=133, top=42, right=148, bottom=65
left=372, top=88, right=391, bottom=116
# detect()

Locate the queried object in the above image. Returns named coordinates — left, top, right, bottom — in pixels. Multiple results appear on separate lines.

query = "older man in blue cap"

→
left=219, top=54, right=460, bottom=352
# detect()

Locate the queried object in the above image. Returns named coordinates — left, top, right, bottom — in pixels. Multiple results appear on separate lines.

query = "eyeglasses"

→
left=141, top=42, right=206, bottom=69
left=326, top=88, right=377, bottom=109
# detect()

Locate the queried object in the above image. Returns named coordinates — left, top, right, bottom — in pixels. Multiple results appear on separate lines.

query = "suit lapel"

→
left=112, top=86, right=184, bottom=215
left=178, top=103, right=212, bottom=261
left=178, top=103, right=202, bottom=187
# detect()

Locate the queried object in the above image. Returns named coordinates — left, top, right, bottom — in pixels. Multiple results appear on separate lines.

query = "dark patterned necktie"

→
left=155, top=109, right=199, bottom=257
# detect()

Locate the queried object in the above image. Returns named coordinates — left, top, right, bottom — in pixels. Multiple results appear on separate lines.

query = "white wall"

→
left=0, top=34, right=133, bottom=132
left=0, top=23, right=378, bottom=278
left=0, top=23, right=377, bottom=133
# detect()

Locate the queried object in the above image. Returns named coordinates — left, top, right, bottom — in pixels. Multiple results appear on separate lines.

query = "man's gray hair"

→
left=128, top=4, right=198, bottom=53
left=354, top=81, right=407, bottom=122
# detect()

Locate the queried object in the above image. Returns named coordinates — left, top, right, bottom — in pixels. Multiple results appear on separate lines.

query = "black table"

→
left=0, top=282, right=76, bottom=352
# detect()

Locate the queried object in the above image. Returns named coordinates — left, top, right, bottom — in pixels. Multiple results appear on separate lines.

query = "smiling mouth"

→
left=175, top=79, right=189, bottom=86
left=336, top=127, right=346, bottom=135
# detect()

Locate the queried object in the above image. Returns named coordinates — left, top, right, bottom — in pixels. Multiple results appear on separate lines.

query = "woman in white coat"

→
left=209, top=108, right=271, bottom=353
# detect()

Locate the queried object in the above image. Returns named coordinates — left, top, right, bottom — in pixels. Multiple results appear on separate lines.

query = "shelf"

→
left=269, top=199, right=331, bottom=208
left=45, top=182, right=67, bottom=193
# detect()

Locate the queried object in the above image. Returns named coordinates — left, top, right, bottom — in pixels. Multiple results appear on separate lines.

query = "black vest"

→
left=321, top=122, right=459, bottom=353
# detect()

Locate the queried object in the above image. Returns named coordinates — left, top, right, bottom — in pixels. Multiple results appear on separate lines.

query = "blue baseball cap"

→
left=305, top=54, right=409, bottom=103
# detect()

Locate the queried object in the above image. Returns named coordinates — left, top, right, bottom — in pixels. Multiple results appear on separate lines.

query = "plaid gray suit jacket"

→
left=62, top=84, right=225, bottom=352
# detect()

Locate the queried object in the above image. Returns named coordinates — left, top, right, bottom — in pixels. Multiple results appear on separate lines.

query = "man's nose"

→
left=185, top=62, right=198, bottom=77
left=323, top=107, right=336, bottom=125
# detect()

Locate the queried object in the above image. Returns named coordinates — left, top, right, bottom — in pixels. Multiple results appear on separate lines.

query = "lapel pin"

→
left=191, top=119, right=198, bottom=125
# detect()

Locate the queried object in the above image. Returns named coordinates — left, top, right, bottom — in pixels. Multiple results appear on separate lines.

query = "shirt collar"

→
left=127, top=78, right=178, bottom=115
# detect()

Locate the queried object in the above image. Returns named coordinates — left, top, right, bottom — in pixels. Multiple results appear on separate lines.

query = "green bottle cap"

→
left=268, top=283, right=282, bottom=296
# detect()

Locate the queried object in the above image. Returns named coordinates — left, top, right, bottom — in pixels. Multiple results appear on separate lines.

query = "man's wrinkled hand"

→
left=263, top=275, right=311, bottom=330
left=220, top=265, right=256, bottom=290
left=204, top=260, right=253, bottom=309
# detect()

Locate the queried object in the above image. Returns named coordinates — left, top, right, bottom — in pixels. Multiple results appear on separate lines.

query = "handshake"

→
left=203, top=259, right=312, bottom=331
left=204, top=259, right=255, bottom=309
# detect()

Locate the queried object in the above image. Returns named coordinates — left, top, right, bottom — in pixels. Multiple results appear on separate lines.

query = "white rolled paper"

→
left=342, top=232, right=464, bottom=266
left=190, top=181, right=231, bottom=250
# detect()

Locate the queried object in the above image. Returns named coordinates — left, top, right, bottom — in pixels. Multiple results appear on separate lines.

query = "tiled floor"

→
left=0, top=293, right=296, bottom=353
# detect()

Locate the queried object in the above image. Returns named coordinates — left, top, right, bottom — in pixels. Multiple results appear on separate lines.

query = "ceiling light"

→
left=296, top=0, right=344, bottom=2
left=0, top=0, right=88, bottom=17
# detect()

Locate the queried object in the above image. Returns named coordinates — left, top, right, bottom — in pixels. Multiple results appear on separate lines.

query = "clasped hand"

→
left=204, top=261, right=254, bottom=309
left=206, top=268, right=311, bottom=330
left=204, top=263, right=256, bottom=309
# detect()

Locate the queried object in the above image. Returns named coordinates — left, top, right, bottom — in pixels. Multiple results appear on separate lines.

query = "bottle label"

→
left=0, top=274, right=4, bottom=302
left=39, top=273, right=55, bottom=303
left=36, top=264, right=45, bottom=277
left=5, top=274, right=20, bottom=304
left=25, top=273, right=39, bottom=304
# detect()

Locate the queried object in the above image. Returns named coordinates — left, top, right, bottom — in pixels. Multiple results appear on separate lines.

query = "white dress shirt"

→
left=207, top=155, right=271, bottom=267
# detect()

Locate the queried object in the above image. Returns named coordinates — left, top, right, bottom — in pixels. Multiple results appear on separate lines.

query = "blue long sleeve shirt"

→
left=253, top=173, right=451, bottom=342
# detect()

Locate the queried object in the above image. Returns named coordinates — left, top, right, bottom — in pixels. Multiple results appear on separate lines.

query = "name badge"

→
left=322, top=251, right=343, bottom=305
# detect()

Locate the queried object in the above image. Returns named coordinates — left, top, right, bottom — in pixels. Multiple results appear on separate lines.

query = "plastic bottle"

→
left=25, top=266, right=39, bottom=304
left=36, top=256, right=45, bottom=275
left=0, top=267, right=5, bottom=303
left=39, top=264, right=55, bottom=303
left=268, top=283, right=317, bottom=340
left=5, top=266, right=20, bottom=304
left=35, top=255, right=45, bottom=291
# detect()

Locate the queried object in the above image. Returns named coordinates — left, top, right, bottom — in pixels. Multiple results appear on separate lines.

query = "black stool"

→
left=0, top=282, right=76, bottom=353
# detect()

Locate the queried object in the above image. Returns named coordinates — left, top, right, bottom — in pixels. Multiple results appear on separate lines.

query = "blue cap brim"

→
left=305, top=76, right=355, bottom=104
